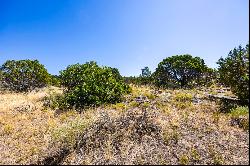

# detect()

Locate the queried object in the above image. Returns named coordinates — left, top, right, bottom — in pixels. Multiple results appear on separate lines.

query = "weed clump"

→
left=173, top=92, right=193, bottom=109
left=229, top=106, right=249, bottom=130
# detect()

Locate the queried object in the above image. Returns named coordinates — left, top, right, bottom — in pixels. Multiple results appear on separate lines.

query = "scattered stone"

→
left=217, top=89, right=225, bottom=93
left=12, top=102, right=36, bottom=112
left=192, top=98, right=202, bottom=104
left=230, top=115, right=249, bottom=129
left=207, top=94, right=240, bottom=102
left=135, top=96, right=149, bottom=103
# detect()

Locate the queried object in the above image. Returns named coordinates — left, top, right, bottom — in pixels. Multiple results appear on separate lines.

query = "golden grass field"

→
left=0, top=85, right=248, bottom=165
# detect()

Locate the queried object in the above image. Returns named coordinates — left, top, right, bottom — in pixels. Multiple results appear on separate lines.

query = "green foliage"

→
left=154, top=54, right=209, bottom=88
left=218, top=99, right=239, bottom=113
left=137, top=76, right=153, bottom=85
left=172, top=92, right=193, bottom=109
left=174, top=92, right=193, bottom=102
left=110, top=67, right=123, bottom=81
left=124, top=76, right=153, bottom=85
left=129, top=101, right=140, bottom=108
left=0, top=59, right=51, bottom=92
left=217, top=43, right=249, bottom=104
left=112, top=102, right=126, bottom=111
left=124, top=76, right=137, bottom=84
left=50, top=74, right=61, bottom=87
left=230, top=106, right=249, bottom=117
left=194, top=68, right=218, bottom=87
left=59, top=61, right=131, bottom=109
left=141, top=66, right=151, bottom=77
left=124, top=67, right=153, bottom=86
left=229, top=106, right=249, bottom=130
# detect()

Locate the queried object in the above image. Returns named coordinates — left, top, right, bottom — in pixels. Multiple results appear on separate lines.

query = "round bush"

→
left=59, top=61, right=131, bottom=109
left=0, top=60, right=51, bottom=92
left=154, top=54, right=210, bottom=88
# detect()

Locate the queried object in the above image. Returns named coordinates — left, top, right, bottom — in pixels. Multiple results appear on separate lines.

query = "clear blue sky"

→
left=0, top=0, right=249, bottom=76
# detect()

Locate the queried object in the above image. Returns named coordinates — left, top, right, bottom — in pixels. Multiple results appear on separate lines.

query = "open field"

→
left=1, top=0, right=248, bottom=165
left=0, top=85, right=248, bottom=165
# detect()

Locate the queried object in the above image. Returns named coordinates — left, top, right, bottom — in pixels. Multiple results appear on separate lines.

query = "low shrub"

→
left=58, top=61, right=131, bottom=110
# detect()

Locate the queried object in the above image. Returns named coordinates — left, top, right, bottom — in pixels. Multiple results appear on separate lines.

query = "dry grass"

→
left=0, top=85, right=248, bottom=165
left=0, top=86, right=80, bottom=164
left=0, top=87, right=52, bottom=164
left=59, top=85, right=249, bottom=165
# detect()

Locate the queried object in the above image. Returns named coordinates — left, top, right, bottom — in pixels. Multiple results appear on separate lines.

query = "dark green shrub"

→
left=138, top=76, right=153, bottom=85
left=124, top=76, right=137, bottom=84
left=217, top=43, right=249, bottom=104
left=217, top=98, right=240, bottom=113
left=138, top=66, right=153, bottom=85
left=0, top=59, right=51, bottom=92
left=59, top=61, right=131, bottom=109
left=154, top=54, right=209, bottom=88
left=110, top=67, right=123, bottom=81
left=123, top=76, right=153, bottom=86
left=193, top=68, right=217, bottom=87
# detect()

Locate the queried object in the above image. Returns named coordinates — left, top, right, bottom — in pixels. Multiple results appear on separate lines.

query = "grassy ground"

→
left=0, top=85, right=248, bottom=165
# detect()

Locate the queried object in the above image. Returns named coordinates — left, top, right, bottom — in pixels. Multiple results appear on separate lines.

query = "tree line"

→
left=0, top=43, right=249, bottom=108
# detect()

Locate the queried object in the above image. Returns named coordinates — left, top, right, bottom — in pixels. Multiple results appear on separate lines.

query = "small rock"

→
left=54, top=109, right=64, bottom=117
left=12, top=103, right=36, bottom=112
left=192, top=98, right=202, bottom=104
left=135, top=96, right=149, bottom=103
